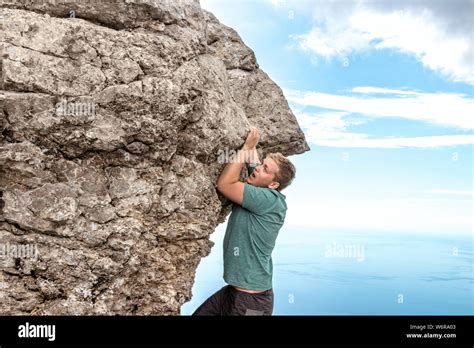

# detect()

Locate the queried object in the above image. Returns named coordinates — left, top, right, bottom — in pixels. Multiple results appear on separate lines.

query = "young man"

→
left=192, top=127, right=296, bottom=316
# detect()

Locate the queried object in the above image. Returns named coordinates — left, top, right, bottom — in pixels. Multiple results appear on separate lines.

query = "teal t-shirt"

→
left=223, top=179, right=287, bottom=291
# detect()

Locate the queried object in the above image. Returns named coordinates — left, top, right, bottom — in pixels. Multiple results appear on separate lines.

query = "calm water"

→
left=181, top=224, right=473, bottom=315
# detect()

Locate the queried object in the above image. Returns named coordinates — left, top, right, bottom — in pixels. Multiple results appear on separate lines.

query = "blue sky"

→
left=201, top=0, right=473, bottom=236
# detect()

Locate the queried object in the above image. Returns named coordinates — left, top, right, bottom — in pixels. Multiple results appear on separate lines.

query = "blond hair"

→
left=266, top=152, right=296, bottom=191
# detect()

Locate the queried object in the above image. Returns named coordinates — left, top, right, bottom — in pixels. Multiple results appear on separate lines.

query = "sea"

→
left=181, top=223, right=473, bottom=315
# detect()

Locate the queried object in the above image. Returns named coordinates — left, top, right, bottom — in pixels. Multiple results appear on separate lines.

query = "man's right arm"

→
left=245, top=147, right=261, bottom=176
left=246, top=147, right=261, bottom=165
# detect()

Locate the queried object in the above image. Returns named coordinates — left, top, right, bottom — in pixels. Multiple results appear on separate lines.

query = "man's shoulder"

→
left=244, top=184, right=287, bottom=214
left=245, top=183, right=285, bottom=198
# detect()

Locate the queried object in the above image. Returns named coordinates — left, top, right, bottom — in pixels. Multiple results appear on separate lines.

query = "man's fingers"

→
left=247, top=126, right=259, bottom=141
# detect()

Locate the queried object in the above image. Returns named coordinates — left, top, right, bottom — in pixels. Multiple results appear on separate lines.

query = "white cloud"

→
left=286, top=89, right=474, bottom=130
left=351, top=86, right=423, bottom=95
left=285, top=1, right=474, bottom=84
left=288, top=87, right=474, bottom=148
left=265, top=0, right=288, bottom=7
left=304, top=133, right=474, bottom=149
left=423, top=189, right=474, bottom=196
left=285, top=196, right=473, bottom=235
left=295, top=111, right=370, bottom=145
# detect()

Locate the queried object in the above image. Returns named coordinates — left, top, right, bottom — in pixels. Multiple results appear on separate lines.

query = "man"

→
left=192, top=127, right=296, bottom=316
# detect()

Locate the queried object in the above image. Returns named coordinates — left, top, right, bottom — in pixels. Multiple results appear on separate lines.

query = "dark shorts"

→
left=192, top=285, right=274, bottom=316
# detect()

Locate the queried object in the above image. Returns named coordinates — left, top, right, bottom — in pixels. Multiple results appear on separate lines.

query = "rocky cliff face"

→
left=0, top=0, right=309, bottom=315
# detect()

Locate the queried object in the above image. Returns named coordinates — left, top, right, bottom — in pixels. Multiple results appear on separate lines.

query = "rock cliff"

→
left=0, top=0, right=309, bottom=314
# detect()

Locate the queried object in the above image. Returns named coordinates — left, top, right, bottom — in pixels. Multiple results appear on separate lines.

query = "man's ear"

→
left=268, top=182, right=280, bottom=190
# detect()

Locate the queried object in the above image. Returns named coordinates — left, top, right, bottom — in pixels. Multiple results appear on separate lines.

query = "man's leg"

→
left=192, top=286, right=231, bottom=316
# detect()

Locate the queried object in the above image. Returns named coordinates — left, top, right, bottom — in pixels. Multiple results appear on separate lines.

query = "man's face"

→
left=246, top=157, right=280, bottom=190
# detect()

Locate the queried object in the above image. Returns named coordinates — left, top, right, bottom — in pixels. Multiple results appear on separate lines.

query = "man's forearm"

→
left=217, top=146, right=251, bottom=186
left=246, top=147, right=261, bottom=165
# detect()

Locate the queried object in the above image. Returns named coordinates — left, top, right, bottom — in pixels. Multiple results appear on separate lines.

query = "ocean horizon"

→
left=181, top=223, right=473, bottom=315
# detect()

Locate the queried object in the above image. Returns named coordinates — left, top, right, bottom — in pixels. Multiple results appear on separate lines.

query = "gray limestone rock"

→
left=0, top=0, right=309, bottom=315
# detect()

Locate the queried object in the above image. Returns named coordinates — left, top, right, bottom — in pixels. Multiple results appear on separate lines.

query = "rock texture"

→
left=0, top=0, right=309, bottom=315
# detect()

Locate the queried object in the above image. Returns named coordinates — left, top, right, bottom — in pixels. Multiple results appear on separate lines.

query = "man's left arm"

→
left=216, top=127, right=260, bottom=205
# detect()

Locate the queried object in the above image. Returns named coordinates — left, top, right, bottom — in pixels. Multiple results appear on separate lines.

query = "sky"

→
left=201, top=0, right=473, bottom=236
